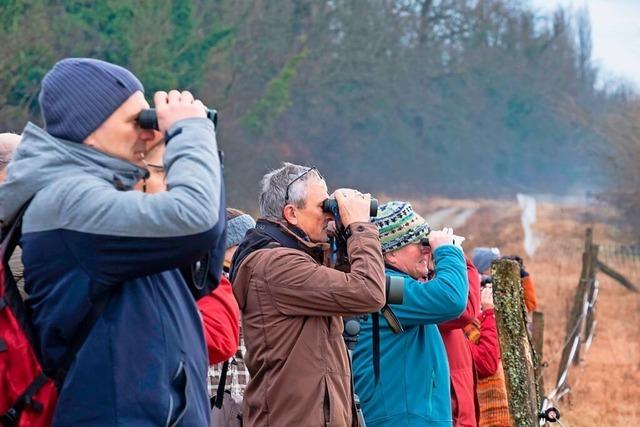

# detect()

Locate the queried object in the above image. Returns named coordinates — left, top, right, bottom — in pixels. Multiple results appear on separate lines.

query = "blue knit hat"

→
left=226, top=214, right=256, bottom=249
left=38, top=58, right=144, bottom=142
left=372, top=201, right=431, bottom=254
left=472, top=247, right=501, bottom=274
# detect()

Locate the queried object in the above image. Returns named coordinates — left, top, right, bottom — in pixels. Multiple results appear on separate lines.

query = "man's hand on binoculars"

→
left=428, top=228, right=465, bottom=251
left=333, top=189, right=371, bottom=227
left=153, top=90, right=207, bottom=132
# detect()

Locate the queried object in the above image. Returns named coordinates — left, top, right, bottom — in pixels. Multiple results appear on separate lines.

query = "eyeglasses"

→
left=145, top=162, right=164, bottom=172
left=284, top=167, right=321, bottom=204
left=417, top=237, right=432, bottom=254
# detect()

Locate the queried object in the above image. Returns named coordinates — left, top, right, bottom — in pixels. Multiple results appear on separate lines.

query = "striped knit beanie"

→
left=372, top=201, right=431, bottom=254
left=39, top=58, right=144, bottom=142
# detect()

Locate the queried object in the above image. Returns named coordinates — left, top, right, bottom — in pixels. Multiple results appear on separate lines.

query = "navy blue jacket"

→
left=0, top=119, right=223, bottom=426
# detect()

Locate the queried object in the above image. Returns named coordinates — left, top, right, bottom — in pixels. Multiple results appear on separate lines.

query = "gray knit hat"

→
left=472, top=247, right=501, bottom=274
left=372, top=201, right=431, bottom=254
left=38, top=58, right=144, bottom=142
left=226, top=214, right=256, bottom=249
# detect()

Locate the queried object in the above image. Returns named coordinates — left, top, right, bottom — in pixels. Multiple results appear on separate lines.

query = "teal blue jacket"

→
left=352, top=245, right=468, bottom=427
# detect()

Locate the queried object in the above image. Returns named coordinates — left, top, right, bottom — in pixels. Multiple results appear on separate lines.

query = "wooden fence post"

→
left=492, top=259, right=541, bottom=427
left=573, top=240, right=597, bottom=365
left=532, top=311, right=545, bottom=402
left=554, top=228, right=593, bottom=398
left=596, top=259, right=640, bottom=292
left=583, top=243, right=599, bottom=351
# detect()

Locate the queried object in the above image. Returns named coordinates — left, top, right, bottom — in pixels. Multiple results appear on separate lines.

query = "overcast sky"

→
left=529, top=0, right=640, bottom=90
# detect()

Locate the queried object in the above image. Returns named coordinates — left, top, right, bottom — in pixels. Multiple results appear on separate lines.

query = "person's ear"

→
left=83, top=133, right=97, bottom=148
left=384, top=252, right=397, bottom=265
left=283, top=204, right=298, bottom=225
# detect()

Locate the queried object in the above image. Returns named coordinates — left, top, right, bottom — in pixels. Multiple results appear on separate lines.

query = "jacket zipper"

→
left=323, top=376, right=331, bottom=426
left=428, top=370, right=435, bottom=416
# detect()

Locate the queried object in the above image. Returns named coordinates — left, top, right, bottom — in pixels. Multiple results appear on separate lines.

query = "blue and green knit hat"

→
left=372, top=201, right=431, bottom=254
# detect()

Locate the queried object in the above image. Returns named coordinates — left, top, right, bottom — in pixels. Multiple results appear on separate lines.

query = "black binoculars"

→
left=138, top=108, right=218, bottom=130
left=322, top=197, right=378, bottom=219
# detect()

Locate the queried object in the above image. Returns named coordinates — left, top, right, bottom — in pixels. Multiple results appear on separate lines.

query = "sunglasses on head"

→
left=284, top=167, right=323, bottom=204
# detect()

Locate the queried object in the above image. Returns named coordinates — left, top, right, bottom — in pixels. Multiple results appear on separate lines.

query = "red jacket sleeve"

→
left=522, top=275, right=538, bottom=313
left=439, top=257, right=480, bottom=331
left=469, top=309, right=500, bottom=379
left=197, top=276, right=241, bottom=364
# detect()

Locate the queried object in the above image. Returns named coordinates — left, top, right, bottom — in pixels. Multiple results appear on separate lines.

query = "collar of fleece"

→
left=229, top=218, right=329, bottom=283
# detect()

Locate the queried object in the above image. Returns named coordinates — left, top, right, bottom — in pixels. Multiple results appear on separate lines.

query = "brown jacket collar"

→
left=266, top=218, right=330, bottom=259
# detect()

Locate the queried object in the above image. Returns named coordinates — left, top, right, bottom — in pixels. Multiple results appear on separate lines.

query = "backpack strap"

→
left=1, top=202, right=114, bottom=392
left=1, top=202, right=37, bottom=348
left=0, top=203, right=29, bottom=263
left=0, top=203, right=51, bottom=426
left=0, top=373, right=48, bottom=427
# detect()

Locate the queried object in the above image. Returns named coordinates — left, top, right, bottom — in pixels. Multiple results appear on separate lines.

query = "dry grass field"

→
left=403, top=196, right=640, bottom=427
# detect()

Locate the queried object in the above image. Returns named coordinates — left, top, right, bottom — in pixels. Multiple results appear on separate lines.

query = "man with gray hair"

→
left=0, top=132, right=20, bottom=183
left=0, top=133, right=24, bottom=296
left=230, top=162, right=386, bottom=426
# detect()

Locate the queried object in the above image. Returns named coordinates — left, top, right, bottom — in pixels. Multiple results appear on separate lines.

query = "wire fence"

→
left=541, top=228, right=639, bottom=423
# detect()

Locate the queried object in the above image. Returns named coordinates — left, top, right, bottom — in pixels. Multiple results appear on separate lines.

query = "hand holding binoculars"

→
left=138, top=108, right=218, bottom=131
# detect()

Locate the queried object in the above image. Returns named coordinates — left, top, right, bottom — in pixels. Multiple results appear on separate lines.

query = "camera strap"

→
left=372, top=312, right=380, bottom=384
left=214, top=360, right=229, bottom=409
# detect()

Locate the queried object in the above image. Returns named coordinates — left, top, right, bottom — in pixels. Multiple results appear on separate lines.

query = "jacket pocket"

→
left=164, top=360, right=190, bottom=427
left=427, top=370, right=435, bottom=417
left=323, top=376, right=332, bottom=427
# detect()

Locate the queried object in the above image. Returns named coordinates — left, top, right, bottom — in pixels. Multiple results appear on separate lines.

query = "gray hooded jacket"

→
left=0, top=118, right=222, bottom=427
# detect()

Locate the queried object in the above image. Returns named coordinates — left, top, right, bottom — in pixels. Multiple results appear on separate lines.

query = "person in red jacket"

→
left=198, top=208, right=254, bottom=364
left=468, top=249, right=515, bottom=427
left=438, top=258, right=481, bottom=427
left=466, top=284, right=500, bottom=379
left=465, top=283, right=511, bottom=427
left=198, top=260, right=241, bottom=363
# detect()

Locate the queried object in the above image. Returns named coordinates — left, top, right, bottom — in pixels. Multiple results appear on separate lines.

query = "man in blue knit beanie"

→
left=0, top=58, right=225, bottom=426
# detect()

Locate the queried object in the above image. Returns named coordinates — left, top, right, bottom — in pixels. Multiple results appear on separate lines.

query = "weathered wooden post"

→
left=532, top=311, right=545, bottom=401
left=556, top=228, right=593, bottom=383
left=549, top=228, right=596, bottom=403
left=492, top=259, right=541, bottom=427
left=574, top=240, right=598, bottom=364
left=596, top=259, right=640, bottom=292
left=583, top=243, right=599, bottom=351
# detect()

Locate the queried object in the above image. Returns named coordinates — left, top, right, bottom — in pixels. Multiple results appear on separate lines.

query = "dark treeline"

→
left=1, top=0, right=636, bottom=213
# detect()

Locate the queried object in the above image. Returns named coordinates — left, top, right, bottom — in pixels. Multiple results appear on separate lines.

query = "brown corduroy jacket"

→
left=232, top=221, right=386, bottom=427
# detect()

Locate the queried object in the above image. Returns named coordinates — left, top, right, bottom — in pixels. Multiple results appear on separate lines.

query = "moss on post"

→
left=492, top=259, right=541, bottom=427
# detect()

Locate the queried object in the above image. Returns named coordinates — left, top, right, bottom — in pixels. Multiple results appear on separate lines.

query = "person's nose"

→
left=139, top=128, right=157, bottom=142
